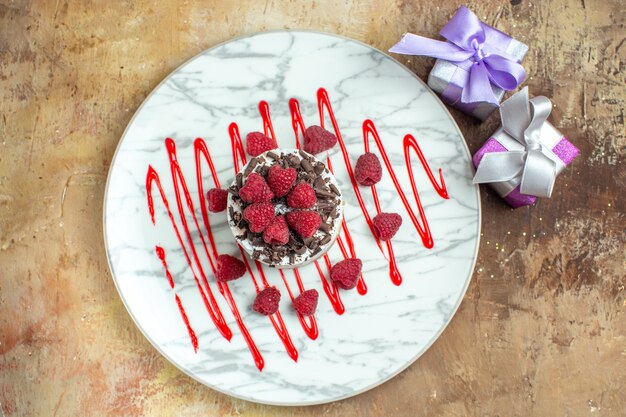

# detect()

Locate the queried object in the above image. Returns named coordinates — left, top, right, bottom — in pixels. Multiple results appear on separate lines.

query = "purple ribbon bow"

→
left=389, top=6, right=526, bottom=105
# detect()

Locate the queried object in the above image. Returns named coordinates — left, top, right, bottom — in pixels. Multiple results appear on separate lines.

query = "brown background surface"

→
left=1, top=0, right=624, bottom=416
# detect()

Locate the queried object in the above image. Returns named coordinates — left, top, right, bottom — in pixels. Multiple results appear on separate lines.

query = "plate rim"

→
left=102, top=29, right=482, bottom=406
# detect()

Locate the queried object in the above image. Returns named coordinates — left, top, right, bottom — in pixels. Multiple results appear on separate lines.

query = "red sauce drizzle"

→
left=166, top=139, right=265, bottom=369
left=148, top=139, right=264, bottom=370
left=228, top=126, right=299, bottom=362
left=315, top=88, right=448, bottom=283
left=155, top=245, right=175, bottom=289
left=285, top=101, right=352, bottom=311
left=319, top=254, right=345, bottom=314
left=288, top=98, right=303, bottom=149
left=259, top=100, right=276, bottom=140
left=195, top=137, right=271, bottom=370
left=258, top=101, right=322, bottom=336
left=175, top=294, right=199, bottom=353
left=174, top=294, right=198, bottom=353
left=146, top=166, right=232, bottom=340
left=155, top=245, right=199, bottom=352
left=194, top=138, right=221, bottom=260
left=278, top=270, right=319, bottom=340
left=145, top=88, right=449, bottom=370
left=325, top=157, right=367, bottom=294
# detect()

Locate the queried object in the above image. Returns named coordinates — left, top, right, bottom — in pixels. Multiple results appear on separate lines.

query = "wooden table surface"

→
left=1, top=1, right=624, bottom=416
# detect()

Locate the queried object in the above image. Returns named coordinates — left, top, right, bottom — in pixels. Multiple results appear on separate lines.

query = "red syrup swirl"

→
left=148, top=139, right=264, bottom=371
left=278, top=269, right=319, bottom=340
left=193, top=137, right=269, bottom=370
left=228, top=122, right=299, bottom=362
left=315, top=87, right=449, bottom=284
left=155, top=245, right=175, bottom=289
left=145, top=88, right=449, bottom=370
left=167, top=138, right=266, bottom=370
left=325, top=157, right=367, bottom=295
left=146, top=166, right=232, bottom=341
left=287, top=98, right=359, bottom=310
left=258, top=101, right=323, bottom=333
left=155, top=245, right=199, bottom=352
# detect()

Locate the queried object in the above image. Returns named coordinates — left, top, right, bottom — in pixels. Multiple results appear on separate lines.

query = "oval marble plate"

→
left=104, top=30, right=480, bottom=406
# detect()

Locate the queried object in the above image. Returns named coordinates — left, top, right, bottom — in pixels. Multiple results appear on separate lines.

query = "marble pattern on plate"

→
left=104, top=31, right=480, bottom=405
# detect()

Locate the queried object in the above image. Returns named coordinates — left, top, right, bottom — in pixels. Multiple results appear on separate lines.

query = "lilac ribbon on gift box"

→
left=389, top=6, right=528, bottom=120
left=472, top=87, right=579, bottom=208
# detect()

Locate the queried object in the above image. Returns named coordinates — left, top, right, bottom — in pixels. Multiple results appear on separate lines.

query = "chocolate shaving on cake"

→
left=329, top=184, right=340, bottom=196
left=298, top=150, right=309, bottom=159
left=267, top=151, right=279, bottom=160
left=294, top=245, right=307, bottom=255
left=301, top=159, right=313, bottom=173
left=244, top=158, right=258, bottom=176
left=314, top=163, right=325, bottom=175
left=288, top=155, right=301, bottom=168
left=236, top=173, right=243, bottom=188
left=319, top=222, right=331, bottom=233
left=314, top=177, right=326, bottom=188
left=320, top=235, right=331, bottom=245
left=315, top=188, right=335, bottom=198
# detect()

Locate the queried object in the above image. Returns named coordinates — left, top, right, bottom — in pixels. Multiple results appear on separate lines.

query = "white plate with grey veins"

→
left=104, top=30, right=481, bottom=405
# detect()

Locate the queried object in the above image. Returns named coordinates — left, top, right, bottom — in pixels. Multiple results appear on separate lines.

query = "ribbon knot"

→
left=472, top=87, right=558, bottom=198
left=471, top=39, right=487, bottom=62
left=389, top=5, right=526, bottom=105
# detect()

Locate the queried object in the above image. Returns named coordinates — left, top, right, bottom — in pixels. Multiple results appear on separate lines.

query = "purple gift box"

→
left=429, top=41, right=527, bottom=120
left=473, top=124, right=579, bottom=208
left=390, top=6, right=528, bottom=120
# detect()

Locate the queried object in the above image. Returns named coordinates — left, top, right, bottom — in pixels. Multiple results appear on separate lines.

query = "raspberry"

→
left=215, top=254, right=246, bottom=282
left=355, top=152, right=383, bottom=186
left=253, top=287, right=281, bottom=315
left=329, top=258, right=362, bottom=290
left=263, top=215, right=289, bottom=245
left=246, top=131, right=278, bottom=157
left=293, top=289, right=319, bottom=316
left=206, top=188, right=228, bottom=212
left=303, top=125, right=337, bottom=155
left=372, top=212, right=402, bottom=241
left=243, top=202, right=275, bottom=233
left=285, top=211, right=321, bottom=238
left=239, top=173, right=274, bottom=203
left=286, top=182, right=316, bottom=209
left=267, top=165, right=296, bottom=197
